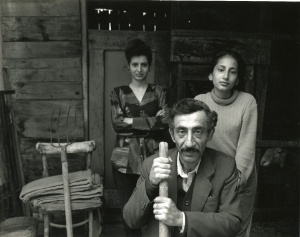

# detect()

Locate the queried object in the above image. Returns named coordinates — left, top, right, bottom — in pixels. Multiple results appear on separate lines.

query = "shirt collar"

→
left=177, top=152, right=201, bottom=178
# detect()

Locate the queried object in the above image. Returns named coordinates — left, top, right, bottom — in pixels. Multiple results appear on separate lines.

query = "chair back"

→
left=35, top=141, right=96, bottom=178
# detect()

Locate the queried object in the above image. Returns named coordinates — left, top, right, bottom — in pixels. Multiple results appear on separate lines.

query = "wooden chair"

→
left=32, top=140, right=102, bottom=237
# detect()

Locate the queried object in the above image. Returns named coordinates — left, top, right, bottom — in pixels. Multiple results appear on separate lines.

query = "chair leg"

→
left=44, top=213, right=50, bottom=237
left=89, top=210, right=93, bottom=237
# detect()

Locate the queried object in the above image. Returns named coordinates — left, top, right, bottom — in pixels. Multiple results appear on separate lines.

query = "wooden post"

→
left=159, top=142, right=170, bottom=237
left=80, top=0, right=89, bottom=140
left=0, top=1, right=5, bottom=90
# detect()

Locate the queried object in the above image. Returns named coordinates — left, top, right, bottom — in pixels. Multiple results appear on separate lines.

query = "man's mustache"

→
left=181, top=147, right=199, bottom=153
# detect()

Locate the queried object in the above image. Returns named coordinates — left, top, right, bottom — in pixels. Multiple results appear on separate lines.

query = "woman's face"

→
left=129, top=55, right=150, bottom=82
left=209, top=55, right=239, bottom=97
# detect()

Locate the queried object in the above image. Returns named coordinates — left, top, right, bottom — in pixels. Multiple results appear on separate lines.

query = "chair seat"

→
left=39, top=199, right=103, bottom=213
left=20, top=170, right=101, bottom=202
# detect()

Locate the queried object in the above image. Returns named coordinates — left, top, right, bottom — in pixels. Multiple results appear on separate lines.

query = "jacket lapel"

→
left=191, top=149, right=214, bottom=211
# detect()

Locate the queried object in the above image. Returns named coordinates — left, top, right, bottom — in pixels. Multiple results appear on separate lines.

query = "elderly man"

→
left=123, top=98, right=241, bottom=237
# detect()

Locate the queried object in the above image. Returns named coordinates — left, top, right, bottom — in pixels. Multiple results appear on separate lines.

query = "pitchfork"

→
left=49, top=105, right=79, bottom=237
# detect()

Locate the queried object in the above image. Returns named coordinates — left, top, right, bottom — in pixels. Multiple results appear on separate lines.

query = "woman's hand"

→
left=123, top=117, right=133, bottom=124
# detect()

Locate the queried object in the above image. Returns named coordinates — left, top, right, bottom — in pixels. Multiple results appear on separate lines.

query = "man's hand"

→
left=149, top=157, right=172, bottom=186
left=153, top=197, right=183, bottom=227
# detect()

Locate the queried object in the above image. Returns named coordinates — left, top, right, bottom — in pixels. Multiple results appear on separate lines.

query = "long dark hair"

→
left=209, top=50, right=246, bottom=91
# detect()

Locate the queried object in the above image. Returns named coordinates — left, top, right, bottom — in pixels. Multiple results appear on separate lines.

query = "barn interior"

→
left=0, top=1, right=299, bottom=236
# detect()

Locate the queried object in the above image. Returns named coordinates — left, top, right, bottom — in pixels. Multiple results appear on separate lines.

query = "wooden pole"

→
left=80, top=0, right=89, bottom=140
left=61, top=145, right=73, bottom=237
left=159, top=142, right=170, bottom=237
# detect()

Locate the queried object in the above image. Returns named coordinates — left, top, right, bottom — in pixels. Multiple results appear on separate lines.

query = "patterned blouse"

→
left=110, top=84, right=168, bottom=174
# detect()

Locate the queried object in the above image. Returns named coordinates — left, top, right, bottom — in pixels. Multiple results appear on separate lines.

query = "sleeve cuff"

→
left=145, top=177, right=159, bottom=201
left=180, top=212, right=185, bottom=234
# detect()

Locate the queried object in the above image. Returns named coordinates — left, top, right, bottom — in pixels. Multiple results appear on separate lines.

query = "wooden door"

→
left=88, top=31, right=170, bottom=206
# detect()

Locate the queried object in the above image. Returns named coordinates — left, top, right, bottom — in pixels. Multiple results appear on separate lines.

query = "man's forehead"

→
left=173, top=111, right=208, bottom=128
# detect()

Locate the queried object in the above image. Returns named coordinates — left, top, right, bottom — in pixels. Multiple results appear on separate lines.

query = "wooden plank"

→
left=89, top=30, right=170, bottom=51
left=22, top=152, right=86, bottom=183
left=171, top=35, right=271, bottom=65
left=2, top=0, right=80, bottom=17
left=168, top=63, right=179, bottom=105
left=13, top=100, right=83, bottom=118
left=89, top=50, right=104, bottom=176
left=0, top=2, right=4, bottom=90
left=257, top=140, right=300, bottom=148
left=15, top=116, right=84, bottom=139
left=254, top=66, right=269, bottom=140
left=171, top=30, right=274, bottom=39
left=2, top=16, right=80, bottom=41
left=3, top=58, right=81, bottom=69
left=6, top=68, right=81, bottom=82
left=153, top=33, right=170, bottom=88
left=9, top=82, right=83, bottom=100
left=3, top=42, right=81, bottom=59
left=181, top=65, right=210, bottom=81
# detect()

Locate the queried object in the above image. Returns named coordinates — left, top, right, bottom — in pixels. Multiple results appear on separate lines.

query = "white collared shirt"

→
left=177, top=153, right=201, bottom=192
left=177, top=152, right=201, bottom=233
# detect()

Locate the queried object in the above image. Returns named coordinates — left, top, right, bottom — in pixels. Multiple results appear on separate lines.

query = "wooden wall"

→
left=1, top=0, right=85, bottom=183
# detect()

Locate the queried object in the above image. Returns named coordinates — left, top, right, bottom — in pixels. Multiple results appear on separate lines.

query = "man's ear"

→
left=208, top=128, right=215, bottom=141
left=169, top=128, right=175, bottom=142
left=208, top=73, right=213, bottom=81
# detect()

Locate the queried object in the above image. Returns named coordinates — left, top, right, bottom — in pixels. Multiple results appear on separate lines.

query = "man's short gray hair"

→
left=167, top=98, right=218, bottom=132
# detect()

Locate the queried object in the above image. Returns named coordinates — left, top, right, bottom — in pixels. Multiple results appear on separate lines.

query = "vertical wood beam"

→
left=0, top=2, right=5, bottom=90
left=81, top=0, right=89, bottom=139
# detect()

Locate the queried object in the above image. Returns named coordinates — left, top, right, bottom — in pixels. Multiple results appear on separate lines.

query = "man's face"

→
left=169, top=111, right=214, bottom=169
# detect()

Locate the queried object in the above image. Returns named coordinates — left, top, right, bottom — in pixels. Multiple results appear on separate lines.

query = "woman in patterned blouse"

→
left=110, top=38, right=168, bottom=237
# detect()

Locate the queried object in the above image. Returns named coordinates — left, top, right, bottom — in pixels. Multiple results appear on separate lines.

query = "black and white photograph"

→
left=0, top=1, right=299, bottom=237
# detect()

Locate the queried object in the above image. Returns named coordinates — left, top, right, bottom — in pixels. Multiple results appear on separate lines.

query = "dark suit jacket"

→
left=123, top=148, right=241, bottom=237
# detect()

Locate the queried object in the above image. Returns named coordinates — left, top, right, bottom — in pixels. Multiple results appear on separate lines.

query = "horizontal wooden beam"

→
left=2, top=16, right=80, bottom=41
left=256, top=140, right=300, bottom=148
left=89, top=30, right=170, bottom=50
left=3, top=42, right=81, bottom=59
left=3, top=58, right=81, bottom=69
left=2, top=0, right=80, bottom=17
left=13, top=100, right=83, bottom=117
left=6, top=68, right=82, bottom=82
left=15, top=115, right=84, bottom=139
left=171, top=30, right=296, bottom=41
left=171, top=35, right=271, bottom=65
left=9, top=81, right=83, bottom=100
